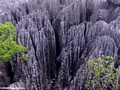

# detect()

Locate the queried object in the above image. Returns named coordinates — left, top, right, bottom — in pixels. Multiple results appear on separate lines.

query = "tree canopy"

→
left=0, top=22, right=27, bottom=62
left=85, top=56, right=120, bottom=90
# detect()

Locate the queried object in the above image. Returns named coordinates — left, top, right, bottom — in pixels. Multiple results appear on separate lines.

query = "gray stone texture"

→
left=0, top=0, right=120, bottom=90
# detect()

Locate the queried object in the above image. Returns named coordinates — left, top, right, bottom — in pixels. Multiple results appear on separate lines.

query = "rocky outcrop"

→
left=107, top=0, right=120, bottom=5
left=0, top=0, right=120, bottom=90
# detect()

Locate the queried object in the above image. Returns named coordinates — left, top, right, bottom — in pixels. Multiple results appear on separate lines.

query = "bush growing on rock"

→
left=85, top=55, right=120, bottom=90
left=0, top=22, right=28, bottom=62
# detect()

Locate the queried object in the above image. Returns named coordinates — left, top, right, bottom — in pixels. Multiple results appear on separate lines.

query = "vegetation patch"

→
left=0, top=22, right=28, bottom=62
left=85, top=55, right=120, bottom=90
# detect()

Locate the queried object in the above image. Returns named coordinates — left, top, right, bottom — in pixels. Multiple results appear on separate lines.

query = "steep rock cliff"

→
left=0, top=0, right=120, bottom=90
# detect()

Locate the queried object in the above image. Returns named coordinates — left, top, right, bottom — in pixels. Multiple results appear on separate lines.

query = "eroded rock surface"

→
left=0, top=0, right=120, bottom=90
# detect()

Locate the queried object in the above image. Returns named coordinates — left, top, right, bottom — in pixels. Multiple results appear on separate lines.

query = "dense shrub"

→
left=85, top=55, right=120, bottom=90
left=0, top=22, right=28, bottom=62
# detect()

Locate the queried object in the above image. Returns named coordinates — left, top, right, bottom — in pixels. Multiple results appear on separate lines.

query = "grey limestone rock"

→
left=107, top=0, right=120, bottom=5
left=0, top=0, right=120, bottom=90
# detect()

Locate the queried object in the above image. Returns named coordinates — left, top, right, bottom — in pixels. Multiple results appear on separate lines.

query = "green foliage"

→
left=85, top=55, right=120, bottom=90
left=21, top=54, right=28, bottom=61
left=0, top=22, right=28, bottom=62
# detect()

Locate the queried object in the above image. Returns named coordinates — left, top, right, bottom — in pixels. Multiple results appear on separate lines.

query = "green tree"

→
left=0, top=22, right=28, bottom=62
left=85, top=55, right=120, bottom=90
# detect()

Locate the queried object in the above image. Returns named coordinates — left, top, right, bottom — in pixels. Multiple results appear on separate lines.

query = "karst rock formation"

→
left=0, top=0, right=120, bottom=90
